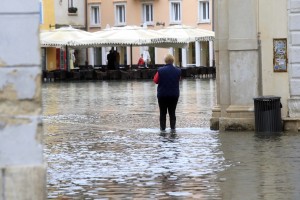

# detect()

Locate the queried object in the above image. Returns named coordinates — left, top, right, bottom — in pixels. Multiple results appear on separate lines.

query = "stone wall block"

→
left=0, top=15, right=40, bottom=67
left=0, top=66, right=41, bottom=115
left=290, top=79, right=300, bottom=96
left=290, top=64, right=300, bottom=78
left=291, top=32, right=300, bottom=45
left=0, top=0, right=39, bottom=13
left=0, top=169, right=2, bottom=198
left=288, top=98, right=300, bottom=117
left=3, top=165, right=46, bottom=200
left=290, top=0, right=300, bottom=11
left=0, top=117, right=43, bottom=166
left=290, top=47, right=300, bottom=64
left=289, top=14, right=300, bottom=31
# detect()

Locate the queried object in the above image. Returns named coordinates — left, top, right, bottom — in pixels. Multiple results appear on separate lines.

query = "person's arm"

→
left=153, top=72, right=159, bottom=84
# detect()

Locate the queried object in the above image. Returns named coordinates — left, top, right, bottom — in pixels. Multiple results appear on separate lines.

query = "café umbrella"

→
left=156, top=25, right=215, bottom=43
left=40, top=26, right=101, bottom=70
left=78, top=25, right=184, bottom=67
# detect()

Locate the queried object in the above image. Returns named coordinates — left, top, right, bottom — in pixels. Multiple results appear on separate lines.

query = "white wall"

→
left=55, top=0, right=85, bottom=28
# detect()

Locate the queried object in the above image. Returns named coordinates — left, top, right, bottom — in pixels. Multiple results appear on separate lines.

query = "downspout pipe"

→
left=257, top=1, right=263, bottom=96
left=85, top=0, right=89, bottom=64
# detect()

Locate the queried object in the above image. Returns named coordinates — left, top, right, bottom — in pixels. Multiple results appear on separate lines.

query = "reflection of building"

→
left=86, top=0, right=214, bottom=67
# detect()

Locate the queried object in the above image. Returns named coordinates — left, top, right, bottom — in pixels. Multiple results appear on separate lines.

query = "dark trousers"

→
left=158, top=96, right=179, bottom=130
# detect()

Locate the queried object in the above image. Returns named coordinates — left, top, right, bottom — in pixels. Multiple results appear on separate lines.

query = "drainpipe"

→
left=257, top=32, right=262, bottom=96
left=212, top=0, right=215, bottom=66
left=257, top=1, right=262, bottom=96
left=85, top=0, right=89, bottom=64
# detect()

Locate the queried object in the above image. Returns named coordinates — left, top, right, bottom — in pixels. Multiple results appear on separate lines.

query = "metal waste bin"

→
left=253, top=96, right=282, bottom=133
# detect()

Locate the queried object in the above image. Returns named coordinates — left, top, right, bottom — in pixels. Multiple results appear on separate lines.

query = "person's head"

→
left=141, top=54, right=143, bottom=57
left=164, top=54, right=174, bottom=65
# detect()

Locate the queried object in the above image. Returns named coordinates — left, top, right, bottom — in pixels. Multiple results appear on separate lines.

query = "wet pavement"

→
left=42, top=79, right=300, bottom=200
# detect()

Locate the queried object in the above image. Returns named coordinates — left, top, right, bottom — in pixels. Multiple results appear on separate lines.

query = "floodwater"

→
left=42, top=79, right=300, bottom=200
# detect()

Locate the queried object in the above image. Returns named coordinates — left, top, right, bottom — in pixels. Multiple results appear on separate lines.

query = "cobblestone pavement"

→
left=43, top=79, right=300, bottom=200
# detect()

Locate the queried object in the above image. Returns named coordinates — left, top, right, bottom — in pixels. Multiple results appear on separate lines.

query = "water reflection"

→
left=218, top=131, right=300, bottom=200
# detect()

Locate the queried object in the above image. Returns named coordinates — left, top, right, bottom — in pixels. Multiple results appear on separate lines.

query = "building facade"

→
left=85, top=0, right=213, bottom=68
left=211, top=0, right=300, bottom=132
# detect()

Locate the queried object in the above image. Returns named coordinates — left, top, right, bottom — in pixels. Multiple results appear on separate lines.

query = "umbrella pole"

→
left=66, top=45, right=69, bottom=71
left=130, top=44, right=133, bottom=69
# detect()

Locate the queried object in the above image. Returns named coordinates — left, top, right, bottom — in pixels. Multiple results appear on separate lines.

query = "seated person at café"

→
left=137, top=54, right=145, bottom=68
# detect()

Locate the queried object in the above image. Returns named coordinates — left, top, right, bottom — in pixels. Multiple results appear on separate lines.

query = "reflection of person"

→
left=137, top=54, right=145, bottom=67
left=153, top=54, right=181, bottom=133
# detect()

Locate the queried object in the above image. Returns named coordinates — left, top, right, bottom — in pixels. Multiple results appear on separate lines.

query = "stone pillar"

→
left=102, top=47, right=107, bottom=65
left=209, top=41, right=214, bottom=67
left=0, top=1, right=46, bottom=199
left=169, top=47, right=174, bottom=55
left=195, top=41, right=201, bottom=67
left=88, top=48, right=94, bottom=66
left=210, top=0, right=258, bottom=131
left=286, top=0, right=300, bottom=131
left=181, top=48, right=187, bottom=67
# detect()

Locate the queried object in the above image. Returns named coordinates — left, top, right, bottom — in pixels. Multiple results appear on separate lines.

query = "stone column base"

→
left=210, top=105, right=221, bottom=130
left=210, top=105, right=255, bottom=131
left=0, top=164, right=46, bottom=200
left=283, top=117, right=300, bottom=132
left=219, top=117, right=254, bottom=131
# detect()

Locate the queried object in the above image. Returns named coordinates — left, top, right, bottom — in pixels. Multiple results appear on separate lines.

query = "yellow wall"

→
left=46, top=48, right=57, bottom=71
left=40, top=0, right=55, bottom=31
left=40, top=0, right=56, bottom=71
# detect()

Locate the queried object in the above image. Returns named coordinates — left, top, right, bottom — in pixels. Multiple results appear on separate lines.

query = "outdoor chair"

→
left=95, top=70, right=107, bottom=80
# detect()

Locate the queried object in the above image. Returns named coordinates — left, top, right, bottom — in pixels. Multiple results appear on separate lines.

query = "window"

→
left=39, top=0, right=43, bottom=24
left=199, top=1, right=210, bottom=23
left=68, top=0, right=77, bottom=14
left=142, top=3, right=153, bottom=25
left=68, top=0, right=74, bottom=8
left=170, top=1, right=181, bottom=24
left=115, top=3, right=126, bottom=26
left=90, top=4, right=100, bottom=26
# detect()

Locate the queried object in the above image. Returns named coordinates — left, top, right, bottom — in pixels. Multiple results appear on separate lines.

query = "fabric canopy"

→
left=156, top=25, right=215, bottom=43
left=40, top=26, right=97, bottom=48
left=76, top=25, right=182, bottom=48
left=40, top=25, right=215, bottom=49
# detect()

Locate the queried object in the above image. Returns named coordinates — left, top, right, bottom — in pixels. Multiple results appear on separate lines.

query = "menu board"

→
left=273, top=38, right=287, bottom=72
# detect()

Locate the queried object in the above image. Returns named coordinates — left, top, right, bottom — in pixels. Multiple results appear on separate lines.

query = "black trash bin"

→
left=253, top=96, right=282, bottom=133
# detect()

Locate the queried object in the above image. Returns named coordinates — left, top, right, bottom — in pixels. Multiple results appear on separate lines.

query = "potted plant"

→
left=68, top=7, right=77, bottom=13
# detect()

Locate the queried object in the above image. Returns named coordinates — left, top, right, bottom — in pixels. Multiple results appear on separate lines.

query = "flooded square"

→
left=43, top=79, right=300, bottom=199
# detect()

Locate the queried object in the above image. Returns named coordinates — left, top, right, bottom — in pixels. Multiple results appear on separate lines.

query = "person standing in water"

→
left=153, top=54, right=181, bottom=133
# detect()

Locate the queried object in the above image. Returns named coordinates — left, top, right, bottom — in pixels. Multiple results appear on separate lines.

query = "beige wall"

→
left=259, top=0, right=289, bottom=116
left=211, top=0, right=290, bottom=131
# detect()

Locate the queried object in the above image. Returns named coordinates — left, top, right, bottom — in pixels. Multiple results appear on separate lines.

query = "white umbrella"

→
left=40, top=26, right=96, bottom=47
left=157, top=25, right=215, bottom=43
left=80, top=25, right=179, bottom=47
left=81, top=25, right=183, bottom=67
left=40, top=26, right=100, bottom=70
